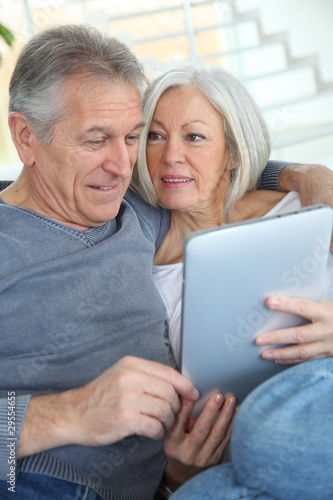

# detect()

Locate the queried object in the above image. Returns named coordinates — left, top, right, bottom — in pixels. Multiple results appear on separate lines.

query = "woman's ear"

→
left=8, top=112, right=36, bottom=167
left=227, top=156, right=237, bottom=171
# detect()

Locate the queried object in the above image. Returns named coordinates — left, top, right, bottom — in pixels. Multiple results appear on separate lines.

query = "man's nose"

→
left=102, top=141, right=134, bottom=178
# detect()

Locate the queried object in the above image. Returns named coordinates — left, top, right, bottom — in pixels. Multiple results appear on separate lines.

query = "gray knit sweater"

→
left=0, top=189, right=170, bottom=499
left=0, top=160, right=288, bottom=498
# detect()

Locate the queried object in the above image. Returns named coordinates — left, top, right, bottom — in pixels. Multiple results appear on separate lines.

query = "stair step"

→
left=107, top=2, right=259, bottom=27
left=271, top=133, right=333, bottom=165
left=199, top=31, right=287, bottom=59
left=247, top=66, right=318, bottom=108
left=271, top=124, right=333, bottom=149
left=263, top=90, right=333, bottom=131
left=229, top=42, right=288, bottom=79
left=198, top=18, right=260, bottom=50
left=242, top=55, right=319, bottom=82
left=262, top=86, right=333, bottom=112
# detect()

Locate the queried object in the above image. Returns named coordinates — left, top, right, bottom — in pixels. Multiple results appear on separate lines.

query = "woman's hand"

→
left=256, top=297, right=333, bottom=364
left=163, top=393, right=237, bottom=491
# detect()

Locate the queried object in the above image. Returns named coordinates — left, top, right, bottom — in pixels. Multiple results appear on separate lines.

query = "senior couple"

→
left=0, top=24, right=333, bottom=500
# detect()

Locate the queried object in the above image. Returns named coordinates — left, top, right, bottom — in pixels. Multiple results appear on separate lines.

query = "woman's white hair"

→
left=131, top=62, right=271, bottom=219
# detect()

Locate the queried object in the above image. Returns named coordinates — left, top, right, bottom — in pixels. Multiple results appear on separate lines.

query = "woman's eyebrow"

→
left=150, top=119, right=208, bottom=128
left=150, top=119, right=165, bottom=128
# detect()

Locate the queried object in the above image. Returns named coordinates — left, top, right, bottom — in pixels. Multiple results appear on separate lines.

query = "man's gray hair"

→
left=131, top=62, right=270, bottom=220
left=9, top=24, right=147, bottom=144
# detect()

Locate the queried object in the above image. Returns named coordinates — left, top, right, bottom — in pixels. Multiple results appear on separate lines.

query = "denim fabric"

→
left=173, top=359, right=333, bottom=500
left=0, top=472, right=103, bottom=499
left=172, top=463, right=274, bottom=499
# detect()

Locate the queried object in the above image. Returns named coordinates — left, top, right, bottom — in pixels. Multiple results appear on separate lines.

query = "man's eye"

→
left=126, top=134, right=140, bottom=144
left=88, top=138, right=105, bottom=147
left=147, top=132, right=162, bottom=141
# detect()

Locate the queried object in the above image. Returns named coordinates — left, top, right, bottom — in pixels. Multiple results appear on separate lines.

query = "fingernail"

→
left=256, top=335, right=268, bottom=345
left=213, top=394, right=224, bottom=404
left=262, top=350, right=274, bottom=359
left=266, top=297, right=281, bottom=308
left=192, top=388, right=200, bottom=399
left=227, top=396, right=236, bottom=407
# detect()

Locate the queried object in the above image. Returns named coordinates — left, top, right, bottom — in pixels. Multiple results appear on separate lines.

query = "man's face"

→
left=28, top=75, right=144, bottom=231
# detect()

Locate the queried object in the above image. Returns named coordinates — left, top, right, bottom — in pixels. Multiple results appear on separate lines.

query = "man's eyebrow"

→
left=133, top=121, right=146, bottom=131
left=80, top=121, right=146, bottom=137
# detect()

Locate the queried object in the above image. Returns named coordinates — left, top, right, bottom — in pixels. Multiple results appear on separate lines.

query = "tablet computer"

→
left=180, top=204, right=333, bottom=418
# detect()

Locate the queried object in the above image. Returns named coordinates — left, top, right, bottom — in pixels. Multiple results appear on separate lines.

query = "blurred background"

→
left=0, top=0, right=333, bottom=177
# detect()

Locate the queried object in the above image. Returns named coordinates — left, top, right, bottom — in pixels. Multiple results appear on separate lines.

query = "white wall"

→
left=239, top=0, right=333, bottom=82
left=1, top=0, right=332, bottom=170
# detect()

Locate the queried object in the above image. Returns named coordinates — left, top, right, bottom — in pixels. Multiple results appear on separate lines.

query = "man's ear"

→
left=8, top=112, right=36, bottom=167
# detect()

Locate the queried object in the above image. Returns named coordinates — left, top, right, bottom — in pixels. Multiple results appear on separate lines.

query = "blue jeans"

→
left=0, top=472, right=103, bottom=499
left=173, top=358, right=333, bottom=500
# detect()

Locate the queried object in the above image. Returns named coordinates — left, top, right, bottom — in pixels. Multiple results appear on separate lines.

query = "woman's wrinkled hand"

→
left=256, top=297, right=333, bottom=364
left=163, top=393, right=237, bottom=491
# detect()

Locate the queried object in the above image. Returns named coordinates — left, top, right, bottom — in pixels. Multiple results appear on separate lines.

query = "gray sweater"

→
left=0, top=189, right=170, bottom=499
left=0, top=161, right=287, bottom=498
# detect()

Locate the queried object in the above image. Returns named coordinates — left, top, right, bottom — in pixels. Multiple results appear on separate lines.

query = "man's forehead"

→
left=62, top=74, right=142, bottom=111
left=58, top=74, right=143, bottom=129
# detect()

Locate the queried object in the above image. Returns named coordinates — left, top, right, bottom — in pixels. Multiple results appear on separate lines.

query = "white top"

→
left=153, top=262, right=183, bottom=367
left=153, top=192, right=333, bottom=367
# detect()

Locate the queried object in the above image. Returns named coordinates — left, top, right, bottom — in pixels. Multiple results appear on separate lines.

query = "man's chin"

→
left=88, top=206, right=122, bottom=227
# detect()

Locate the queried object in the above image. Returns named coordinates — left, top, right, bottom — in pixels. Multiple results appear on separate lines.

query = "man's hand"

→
left=18, top=356, right=199, bottom=459
left=256, top=297, right=333, bottom=364
left=279, top=163, right=333, bottom=207
left=278, top=163, right=333, bottom=250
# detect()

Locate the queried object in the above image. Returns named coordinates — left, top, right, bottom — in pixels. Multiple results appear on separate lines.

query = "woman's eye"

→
left=188, top=134, right=204, bottom=142
left=147, top=131, right=162, bottom=140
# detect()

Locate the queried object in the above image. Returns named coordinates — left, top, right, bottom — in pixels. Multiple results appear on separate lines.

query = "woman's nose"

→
left=162, top=138, right=186, bottom=167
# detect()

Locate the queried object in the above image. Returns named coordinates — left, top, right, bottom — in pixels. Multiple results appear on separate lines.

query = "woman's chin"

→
left=162, top=200, right=191, bottom=211
left=157, top=193, right=193, bottom=212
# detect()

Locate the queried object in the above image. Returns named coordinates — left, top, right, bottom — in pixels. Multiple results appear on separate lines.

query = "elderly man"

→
left=0, top=24, right=201, bottom=500
left=0, top=24, right=333, bottom=500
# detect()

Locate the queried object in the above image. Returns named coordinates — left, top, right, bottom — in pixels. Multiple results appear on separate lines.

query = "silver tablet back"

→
left=181, top=204, right=333, bottom=417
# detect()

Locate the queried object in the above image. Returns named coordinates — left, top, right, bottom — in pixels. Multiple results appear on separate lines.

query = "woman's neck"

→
left=154, top=205, right=227, bottom=265
left=153, top=190, right=287, bottom=266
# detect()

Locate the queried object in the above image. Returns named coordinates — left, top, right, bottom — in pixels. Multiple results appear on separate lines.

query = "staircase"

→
left=3, top=0, right=330, bottom=168
left=96, top=0, right=333, bottom=166
left=221, top=6, right=333, bottom=165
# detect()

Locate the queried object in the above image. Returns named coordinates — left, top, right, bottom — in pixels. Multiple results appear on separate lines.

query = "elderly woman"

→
left=131, top=63, right=333, bottom=493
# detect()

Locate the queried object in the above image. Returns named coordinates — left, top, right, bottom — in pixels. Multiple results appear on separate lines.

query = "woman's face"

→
left=146, top=86, right=232, bottom=213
